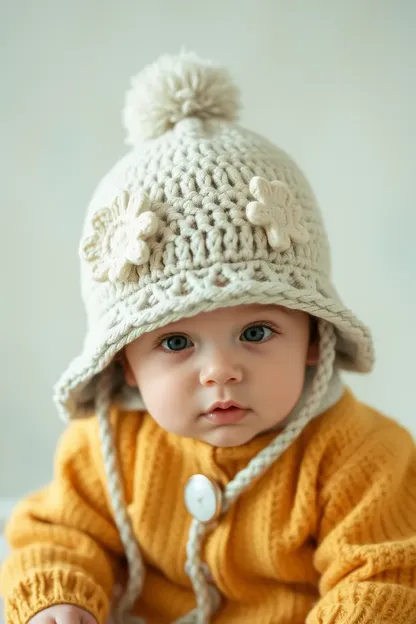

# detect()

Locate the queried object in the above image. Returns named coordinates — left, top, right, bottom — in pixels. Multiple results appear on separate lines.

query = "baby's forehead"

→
left=159, top=304, right=297, bottom=331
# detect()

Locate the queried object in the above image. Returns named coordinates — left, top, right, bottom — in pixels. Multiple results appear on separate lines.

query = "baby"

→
left=1, top=51, right=416, bottom=624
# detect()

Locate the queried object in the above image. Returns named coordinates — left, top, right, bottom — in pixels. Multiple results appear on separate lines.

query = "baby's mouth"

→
left=202, top=405, right=248, bottom=425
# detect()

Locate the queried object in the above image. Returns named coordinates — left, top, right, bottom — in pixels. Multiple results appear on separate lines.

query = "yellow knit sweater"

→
left=2, top=389, right=416, bottom=624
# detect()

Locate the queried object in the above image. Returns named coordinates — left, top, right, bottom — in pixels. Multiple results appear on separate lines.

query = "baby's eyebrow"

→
left=240, top=304, right=291, bottom=317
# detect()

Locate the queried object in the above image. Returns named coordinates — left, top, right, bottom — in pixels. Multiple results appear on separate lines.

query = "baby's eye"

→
left=241, top=325, right=274, bottom=343
left=160, top=335, right=193, bottom=351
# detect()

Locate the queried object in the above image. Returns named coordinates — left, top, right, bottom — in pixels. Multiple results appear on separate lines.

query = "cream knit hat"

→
left=55, top=50, right=373, bottom=422
left=53, top=51, right=374, bottom=623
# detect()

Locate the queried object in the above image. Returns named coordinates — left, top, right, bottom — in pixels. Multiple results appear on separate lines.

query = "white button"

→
left=184, top=474, right=222, bottom=523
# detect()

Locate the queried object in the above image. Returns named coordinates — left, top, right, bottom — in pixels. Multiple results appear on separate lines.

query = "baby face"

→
left=123, top=304, right=317, bottom=447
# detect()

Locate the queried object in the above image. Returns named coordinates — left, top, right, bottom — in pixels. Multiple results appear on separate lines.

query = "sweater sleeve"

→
left=306, top=417, right=416, bottom=623
left=0, top=411, right=140, bottom=624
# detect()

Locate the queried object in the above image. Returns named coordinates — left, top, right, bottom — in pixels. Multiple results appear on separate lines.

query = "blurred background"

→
left=1, top=0, right=415, bottom=508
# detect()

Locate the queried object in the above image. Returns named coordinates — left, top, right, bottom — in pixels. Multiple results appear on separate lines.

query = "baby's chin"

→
left=195, top=424, right=265, bottom=448
left=153, top=415, right=283, bottom=448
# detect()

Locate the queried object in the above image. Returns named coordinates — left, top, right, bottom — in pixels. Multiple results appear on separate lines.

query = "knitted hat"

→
left=53, top=51, right=374, bottom=623
left=55, top=51, right=373, bottom=422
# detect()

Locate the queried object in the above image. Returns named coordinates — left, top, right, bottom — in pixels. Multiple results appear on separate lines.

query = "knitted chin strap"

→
left=97, top=319, right=336, bottom=624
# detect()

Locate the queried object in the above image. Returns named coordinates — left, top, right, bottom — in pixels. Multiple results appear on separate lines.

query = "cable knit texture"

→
left=2, top=389, right=416, bottom=624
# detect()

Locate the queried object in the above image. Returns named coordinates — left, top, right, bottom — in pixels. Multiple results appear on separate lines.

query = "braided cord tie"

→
left=96, top=366, right=146, bottom=624
left=182, top=320, right=336, bottom=624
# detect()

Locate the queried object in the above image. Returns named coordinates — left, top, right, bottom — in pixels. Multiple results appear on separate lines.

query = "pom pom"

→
left=123, top=51, right=240, bottom=144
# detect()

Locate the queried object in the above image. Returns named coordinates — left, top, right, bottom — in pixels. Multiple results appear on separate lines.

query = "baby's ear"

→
left=119, top=351, right=138, bottom=387
left=306, top=317, right=319, bottom=365
left=306, top=341, right=319, bottom=366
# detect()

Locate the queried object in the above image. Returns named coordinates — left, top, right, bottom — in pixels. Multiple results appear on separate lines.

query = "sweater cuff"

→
left=5, top=568, right=110, bottom=624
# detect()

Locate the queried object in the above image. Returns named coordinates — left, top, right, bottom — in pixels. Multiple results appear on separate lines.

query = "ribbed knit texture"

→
left=2, top=389, right=416, bottom=623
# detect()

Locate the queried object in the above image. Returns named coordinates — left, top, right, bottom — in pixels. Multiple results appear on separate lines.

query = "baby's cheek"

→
left=284, top=364, right=308, bottom=410
left=264, top=355, right=306, bottom=407
left=142, top=379, right=188, bottom=433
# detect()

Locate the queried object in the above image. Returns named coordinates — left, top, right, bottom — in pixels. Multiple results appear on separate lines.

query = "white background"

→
left=1, top=0, right=415, bottom=499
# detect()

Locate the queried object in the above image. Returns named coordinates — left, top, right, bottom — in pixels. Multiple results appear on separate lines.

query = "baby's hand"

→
left=28, top=604, right=98, bottom=624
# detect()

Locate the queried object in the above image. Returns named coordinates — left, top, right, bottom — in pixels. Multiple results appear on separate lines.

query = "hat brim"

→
left=54, top=264, right=374, bottom=420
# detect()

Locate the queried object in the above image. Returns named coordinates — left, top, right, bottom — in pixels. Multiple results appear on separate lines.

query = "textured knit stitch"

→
left=2, top=390, right=416, bottom=624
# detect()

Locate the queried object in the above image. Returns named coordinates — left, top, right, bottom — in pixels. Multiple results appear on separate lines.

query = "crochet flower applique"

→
left=80, top=190, right=160, bottom=283
left=246, top=176, right=309, bottom=252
